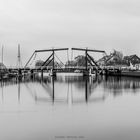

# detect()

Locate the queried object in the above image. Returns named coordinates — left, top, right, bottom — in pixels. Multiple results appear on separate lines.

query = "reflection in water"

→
left=0, top=81, right=4, bottom=102
left=18, top=80, right=20, bottom=103
left=103, top=76, right=140, bottom=96
left=1, top=75, right=140, bottom=105
left=1, top=75, right=140, bottom=140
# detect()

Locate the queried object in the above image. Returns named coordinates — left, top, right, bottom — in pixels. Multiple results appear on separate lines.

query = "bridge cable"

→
left=54, top=53, right=65, bottom=66
left=56, top=62, right=62, bottom=68
left=66, top=49, right=69, bottom=68
left=30, top=52, right=37, bottom=66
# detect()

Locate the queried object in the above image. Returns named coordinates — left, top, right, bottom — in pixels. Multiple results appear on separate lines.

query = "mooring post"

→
left=18, top=68, right=22, bottom=76
left=31, top=69, right=34, bottom=79
left=105, top=69, right=109, bottom=76
left=95, top=69, right=98, bottom=77
left=52, top=76, right=55, bottom=103
left=41, top=69, right=43, bottom=79
left=85, top=77, right=88, bottom=103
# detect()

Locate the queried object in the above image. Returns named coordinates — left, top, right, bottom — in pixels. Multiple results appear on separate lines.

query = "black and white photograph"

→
left=0, top=0, right=140, bottom=140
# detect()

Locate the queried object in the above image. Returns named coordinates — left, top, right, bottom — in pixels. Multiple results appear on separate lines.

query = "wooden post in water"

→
left=30, top=69, right=34, bottom=79
left=41, top=69, right=43, bottom=79
left=18, top=69, right=22, bottom=76
left=95, top=69, right=98, bottom=77
left=52, top=76, right=55, bottom=103
left=85, top=77, right=88, bottom=103
left=105, top=69, right=108, bottom=76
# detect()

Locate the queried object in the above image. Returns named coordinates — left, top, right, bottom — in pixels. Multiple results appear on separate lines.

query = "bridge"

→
left=0, top=47, right=111, bottom=79
left=24, top=47, right=105, bottom=76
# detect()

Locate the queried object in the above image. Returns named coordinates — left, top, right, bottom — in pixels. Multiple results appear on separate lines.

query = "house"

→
left=123, top=55, right=140, bottom=69
left=123, top=55, right=140, bottom=65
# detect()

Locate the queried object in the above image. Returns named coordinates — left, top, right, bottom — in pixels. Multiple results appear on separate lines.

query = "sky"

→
left=0, top=0, right=140, bottom=66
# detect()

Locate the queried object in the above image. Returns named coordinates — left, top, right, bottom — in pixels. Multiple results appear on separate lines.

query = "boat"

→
left=107, top=69, right=140, bottom=77
left=121, top=70, right=140, bottom=77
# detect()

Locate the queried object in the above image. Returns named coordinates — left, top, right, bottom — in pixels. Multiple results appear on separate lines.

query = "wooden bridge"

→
left=1, top=47, right=123, bottom=80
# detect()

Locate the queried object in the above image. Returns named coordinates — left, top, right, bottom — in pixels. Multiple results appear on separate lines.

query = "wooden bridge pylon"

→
left=71, top=48, right=105, bottom=75
left=24, top=48, right=69, bottom=69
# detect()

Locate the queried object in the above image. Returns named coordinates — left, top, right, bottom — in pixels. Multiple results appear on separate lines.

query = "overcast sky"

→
left=0, top=0, right=140, bottom=66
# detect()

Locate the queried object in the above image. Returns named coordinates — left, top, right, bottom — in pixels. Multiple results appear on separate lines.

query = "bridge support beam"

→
left=85, top=50, right=88, bottom=71
left=53, top=50, right=54, bottom=71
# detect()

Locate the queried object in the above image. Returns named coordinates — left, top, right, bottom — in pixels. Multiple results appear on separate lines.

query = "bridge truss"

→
left=24, top=48, right=69, bottom=70
left=23, top=48, right=105, bottom=75
left=71, top=48, right=105, bottom=70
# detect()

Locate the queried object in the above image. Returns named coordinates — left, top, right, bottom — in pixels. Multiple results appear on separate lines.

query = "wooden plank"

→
left=72, top=48, right=105, bottom=53
left=35, top=48, right=68, bottom=52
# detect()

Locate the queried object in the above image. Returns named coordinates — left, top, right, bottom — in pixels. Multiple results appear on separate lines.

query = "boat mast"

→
left=17, top=44, right=22, bottom=69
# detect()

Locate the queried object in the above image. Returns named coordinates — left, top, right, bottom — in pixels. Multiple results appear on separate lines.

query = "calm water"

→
left=0, top=74, right=140, bottom=140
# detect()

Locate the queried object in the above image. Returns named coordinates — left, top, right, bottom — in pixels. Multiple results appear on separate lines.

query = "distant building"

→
left=123, top=54, right=140, bottom=69
left=123, top=55, right=140, bottom=65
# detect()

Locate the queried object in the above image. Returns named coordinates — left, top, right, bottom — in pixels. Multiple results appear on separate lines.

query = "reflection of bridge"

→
left=27, top=75, right=108, bottom=104
left=0, top=75, right=107, bottom=104
left=1, top=75, right=140, bottom=104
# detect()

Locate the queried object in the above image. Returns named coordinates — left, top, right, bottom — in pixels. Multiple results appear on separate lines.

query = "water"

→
left=0, top=74, right=140, bottom=140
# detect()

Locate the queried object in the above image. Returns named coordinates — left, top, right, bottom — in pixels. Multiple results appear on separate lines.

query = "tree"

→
left=74, top=55, right=86, bottom=66
left=35, top=59, right=60, bottom=68
left=65, top=60, right=76, bottom=67
left=105, top=50, right=124, bottom=65
left=113, top=50, right=123, bottom=61
left=35, top=60, right=44, bottom=67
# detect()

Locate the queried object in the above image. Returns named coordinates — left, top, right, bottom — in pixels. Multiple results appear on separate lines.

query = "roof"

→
left=124, top=54, right=140, bottom=60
